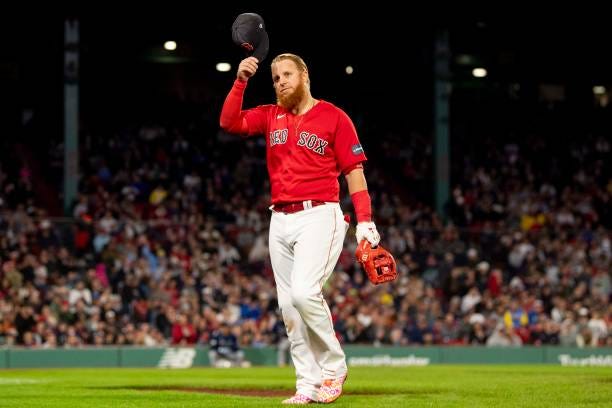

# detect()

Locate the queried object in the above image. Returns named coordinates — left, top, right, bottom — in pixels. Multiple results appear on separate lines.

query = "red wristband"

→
left=351, top=190, right=372, bottom=223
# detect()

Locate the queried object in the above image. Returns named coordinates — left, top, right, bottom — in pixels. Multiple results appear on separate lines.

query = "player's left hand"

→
left=355, top=222, right=380, bottom=247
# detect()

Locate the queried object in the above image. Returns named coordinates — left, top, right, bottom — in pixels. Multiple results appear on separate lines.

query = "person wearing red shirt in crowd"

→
left=171, top=313, right=196, bottom=345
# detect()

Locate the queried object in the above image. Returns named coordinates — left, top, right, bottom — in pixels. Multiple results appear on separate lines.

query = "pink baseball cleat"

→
left=281, top=393, right=316, bottom=405
left=317, top=374, right=347, bottom=403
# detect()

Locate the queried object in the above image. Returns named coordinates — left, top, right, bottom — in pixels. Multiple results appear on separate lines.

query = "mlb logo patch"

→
left=351, top=144, right=363, bottom=155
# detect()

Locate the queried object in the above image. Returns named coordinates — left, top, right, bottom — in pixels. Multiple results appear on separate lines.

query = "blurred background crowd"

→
left=0, top=97, right=609, bottom=349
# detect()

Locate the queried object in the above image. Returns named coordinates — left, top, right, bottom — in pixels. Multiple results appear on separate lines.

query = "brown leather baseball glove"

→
left=355, top=240, right=397, bottom=285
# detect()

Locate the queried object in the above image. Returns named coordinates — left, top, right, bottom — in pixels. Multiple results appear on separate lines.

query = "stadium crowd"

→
left=0, top=101, right=610, bottom=350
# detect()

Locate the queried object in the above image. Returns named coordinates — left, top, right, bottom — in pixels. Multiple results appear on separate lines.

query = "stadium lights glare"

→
left=345, top=66, right=354, bottom=75
left=593, top=85, right=606, bottom=95
left=164, top=41, right=177, bottom=51
left=216, top=62, right=232, bottom=72
left=472, top=67, right=487, bottom=78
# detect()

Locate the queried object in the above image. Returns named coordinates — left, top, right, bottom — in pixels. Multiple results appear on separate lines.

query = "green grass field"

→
left=0, top=365, right=610, bottom=407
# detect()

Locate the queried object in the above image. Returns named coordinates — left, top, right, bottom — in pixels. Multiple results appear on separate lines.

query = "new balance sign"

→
left=158, top=348, right=196, bottom=368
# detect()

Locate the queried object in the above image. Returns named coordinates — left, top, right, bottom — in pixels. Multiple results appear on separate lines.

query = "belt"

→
left=273, top=200, right=326, bottom=214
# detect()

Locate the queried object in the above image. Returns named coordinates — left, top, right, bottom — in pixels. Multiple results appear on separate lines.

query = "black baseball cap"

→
left=231, top=12, right=269, bottom=62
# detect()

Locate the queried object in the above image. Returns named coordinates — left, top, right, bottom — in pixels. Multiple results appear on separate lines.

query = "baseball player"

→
left=220, top=53, right=380, bottom=404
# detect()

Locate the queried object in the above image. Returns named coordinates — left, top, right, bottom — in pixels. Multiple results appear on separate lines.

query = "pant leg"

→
left=229, top=350, right=245, bottom=366
left=269, top=211, right=321, bottom=400
left=288, top=204, right=348, bottom=379
left=208, top=350, right=219, bottom=367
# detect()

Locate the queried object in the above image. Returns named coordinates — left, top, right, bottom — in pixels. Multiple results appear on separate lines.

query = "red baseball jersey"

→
left=240, top=101, right=367, bottom=204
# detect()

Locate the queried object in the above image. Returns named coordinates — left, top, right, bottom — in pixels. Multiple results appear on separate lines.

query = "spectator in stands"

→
left=69, top=281, right=92, bottom=306
left=588, top=311, right=608, bottom=346
left=171, top=313, right=197, bottom=345
left=486, top=324, right=522, bottom=347
left=14, top=306, right=36, bottom=345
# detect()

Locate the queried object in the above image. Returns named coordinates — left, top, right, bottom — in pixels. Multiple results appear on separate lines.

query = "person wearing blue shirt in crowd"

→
left=208, top=322, right=246, bottom=368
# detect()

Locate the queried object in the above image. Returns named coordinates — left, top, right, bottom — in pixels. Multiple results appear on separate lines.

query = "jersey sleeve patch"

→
left=351, top=144, right=364, bottom=155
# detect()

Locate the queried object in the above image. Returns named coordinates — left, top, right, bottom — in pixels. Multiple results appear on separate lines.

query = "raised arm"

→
left=219, top=57, right=259, bottom=134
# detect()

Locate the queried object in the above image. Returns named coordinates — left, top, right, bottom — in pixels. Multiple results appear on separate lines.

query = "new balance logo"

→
left=158, top=348, right=196, bottom=368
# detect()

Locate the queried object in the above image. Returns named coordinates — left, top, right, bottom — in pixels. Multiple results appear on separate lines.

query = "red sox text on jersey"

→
left=270, top=129, right=328, bottom=156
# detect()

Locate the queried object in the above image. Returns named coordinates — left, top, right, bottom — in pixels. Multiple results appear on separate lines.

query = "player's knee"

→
left=278, top=297, right=294, bottom=314
left=290, top=289, right=312, bottom=312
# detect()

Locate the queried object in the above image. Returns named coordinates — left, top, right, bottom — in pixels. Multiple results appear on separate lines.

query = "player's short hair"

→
left=271, top=53, right=308, bottom=73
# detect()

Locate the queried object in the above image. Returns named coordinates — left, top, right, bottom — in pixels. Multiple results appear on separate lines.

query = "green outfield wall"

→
left=0, top=346, right=610, bottom=368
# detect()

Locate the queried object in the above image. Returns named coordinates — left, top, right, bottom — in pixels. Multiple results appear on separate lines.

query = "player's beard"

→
left=276, top=78, right=307, bottom=111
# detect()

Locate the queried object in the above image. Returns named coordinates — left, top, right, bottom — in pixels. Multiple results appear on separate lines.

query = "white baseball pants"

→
left=269, top=202, right=348, bottom=400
